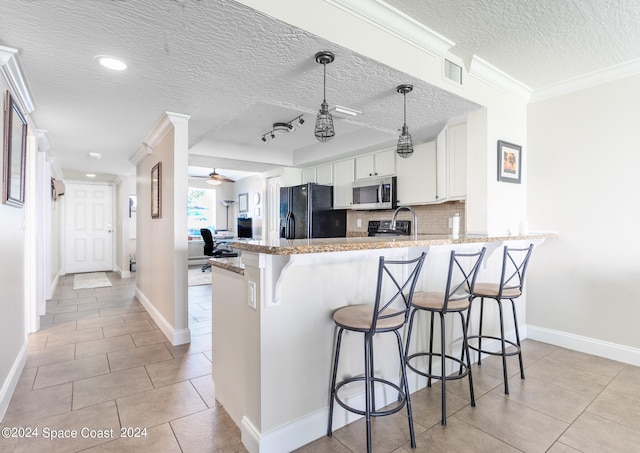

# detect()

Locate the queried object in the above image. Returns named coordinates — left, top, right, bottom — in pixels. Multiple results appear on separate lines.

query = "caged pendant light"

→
left=396, top=84, right=414, bottom=158
left=314, top=51, right=335, bottom=142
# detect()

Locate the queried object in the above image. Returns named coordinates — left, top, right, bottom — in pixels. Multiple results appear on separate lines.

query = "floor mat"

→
left=73, top=272, right=113, bottom=289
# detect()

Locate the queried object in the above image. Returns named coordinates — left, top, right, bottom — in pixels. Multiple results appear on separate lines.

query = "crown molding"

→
left=129, top=111, right=190, bottom=166
left=530, top=57, right=640, bottom=102
left=0, top=45, right=35, bottom=114
left=469, top=56, right=532, bottom=102
left=324, top=0, right=454, bottom=57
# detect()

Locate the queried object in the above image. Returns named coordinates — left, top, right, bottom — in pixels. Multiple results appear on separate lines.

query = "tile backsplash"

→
left=346, top=201, right=466, bottom=236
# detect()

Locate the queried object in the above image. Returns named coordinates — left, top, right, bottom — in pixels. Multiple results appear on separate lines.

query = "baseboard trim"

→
left=135, top=287, right=190, bottom=346
left=0, top=341, right=28, bottom=422
left=527, top=325, right=640, bottom=366
left=48, top=272, right=60, bottom=300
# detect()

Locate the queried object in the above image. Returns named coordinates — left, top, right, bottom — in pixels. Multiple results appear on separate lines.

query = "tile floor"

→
left=1, top=271, right=639, bottom=452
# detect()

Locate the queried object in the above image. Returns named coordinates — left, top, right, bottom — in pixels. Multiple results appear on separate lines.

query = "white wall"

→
left=134, top=113, right=190, bottom=345
left=234, top=175, right=265, bottom=238
left=0, top=76, right=30, bottom=420
left=527, top=74, right=640, bottom=361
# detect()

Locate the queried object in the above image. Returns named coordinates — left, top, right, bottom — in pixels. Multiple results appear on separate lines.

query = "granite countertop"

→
left=229, top=232, right=558, bottom=256
left=208, top=256, right=244, bottom=274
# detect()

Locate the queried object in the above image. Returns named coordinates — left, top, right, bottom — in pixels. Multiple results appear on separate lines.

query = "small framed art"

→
left=497, top=140, right=522, bottom=184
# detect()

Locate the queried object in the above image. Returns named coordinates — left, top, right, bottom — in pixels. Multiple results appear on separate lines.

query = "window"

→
left=187, top=188, right=216, bottom=238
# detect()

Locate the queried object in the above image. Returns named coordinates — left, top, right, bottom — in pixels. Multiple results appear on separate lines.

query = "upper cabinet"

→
left=447, top=123, right=467, bottom=200
left=396, top=141, right=437, bottom=205
left=333, top=158, right=355, bottom=208
left=302, top=163, right=333, bottom=185
left=355, top=149, right=396, bottom=180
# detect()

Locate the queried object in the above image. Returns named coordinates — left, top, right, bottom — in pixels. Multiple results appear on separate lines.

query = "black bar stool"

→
left=404, top=248, right=486, bottom=426
left=327, top=252, right=427, bottom=453
left=466, top=244, right=534, bottom=394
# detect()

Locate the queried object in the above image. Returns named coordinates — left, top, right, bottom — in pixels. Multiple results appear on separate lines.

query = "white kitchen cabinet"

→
left=332, top=158, right=354, bottom=208
left=316, top=163, right=333, bottom=185
left=355, top=149, right=396, bottom=180
left=302, top=167, right=316, bottom=184
left=395, top=141, right=437, bottom=205
left=447, top=123, right=467, bottom=200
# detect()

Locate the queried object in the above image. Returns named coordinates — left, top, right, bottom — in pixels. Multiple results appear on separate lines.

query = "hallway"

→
left=0, top=272, right=245, bottom=452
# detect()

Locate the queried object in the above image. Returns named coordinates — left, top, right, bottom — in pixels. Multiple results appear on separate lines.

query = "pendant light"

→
left=314, top=51, right=335, bottom=142
left=396, top=84, right=414, bottom=158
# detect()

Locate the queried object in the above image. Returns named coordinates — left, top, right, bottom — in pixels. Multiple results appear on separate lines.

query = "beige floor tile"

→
left=586, top=387, right=640, bottom=431
left=170, top=407, right=245, bottom=453
left=76, top=314, right=126, bottom=330
left=131, top=329, right=170, bottom=347
left=100, top=304, right=143, bottom=317
left=117, top=381, right=208, bottom=428
left=33, top=354, right=110, bottom=389
left=187, top=321, right=213, bottom=337
left=559, top=411, right=640, bottom=452
left=607, top=364, right=640, bottom=398
left=455, top=392, right=568, bottom=453
left=46, top=304, right=78, bottom=315
left=493, top=375, right=593, bottom=423
left=11, top=367, right=37, bottom=395
left=103, top=320, right=155, bottom=338
left=524, top=355, right=612, bottom=398
left=12, top=401, right=120, bottom=453
left=443, top=364, right=503, bottom=401
left=52, top=309, right=101, bottom=323
left=25, top=344, right=75, bottom=369
left=81, top=423, right=182, bottom=452
left=547, top=442, right=582, bottom=452
left=123, top=311, right=152, bottom=323
left=145, top=353, right=212, bottom=388
left=57, top=295, right=99, bottom=306
left=2, top=383, right=72, bottom=425
left=165, top=333, right=212, bottom=358
left=332, top=407, right=425, bottom=453
left=409, top=383, right=470, bottom=428
left=73, top=366, right=154, bottom=410
left=75, top=334, right=136, bottom=358
left=107, top=343, right=173, bottom=372
left=546, top=348, right=625, bottom=378
left=294, top=434, right=351, bottom=452
left=45, top=327, right=104, bottom=348
left=190, top=374, right=217, bottom=408
left=409, top=417, right=521, bottom=452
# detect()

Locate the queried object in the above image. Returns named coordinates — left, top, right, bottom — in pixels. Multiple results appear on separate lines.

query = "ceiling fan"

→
left=191, top=169, right=236, bottom=185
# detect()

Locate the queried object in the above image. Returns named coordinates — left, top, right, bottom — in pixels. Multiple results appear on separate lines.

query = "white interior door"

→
left=65, top=182, right=114, bottom=273
left=266, top=176, right=281, bottom=242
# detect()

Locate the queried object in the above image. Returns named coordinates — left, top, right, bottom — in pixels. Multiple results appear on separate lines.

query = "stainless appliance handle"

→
left=377, top=182, right=383, bottom=204
left=285, top=212, right=295, bottom=239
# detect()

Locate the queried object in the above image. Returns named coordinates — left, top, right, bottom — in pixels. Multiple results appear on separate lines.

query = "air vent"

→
left=444, top=59, right=463, bottom=85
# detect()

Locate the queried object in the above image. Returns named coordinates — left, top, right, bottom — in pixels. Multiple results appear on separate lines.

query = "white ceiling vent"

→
left=444, top=59, right=463, bottom=85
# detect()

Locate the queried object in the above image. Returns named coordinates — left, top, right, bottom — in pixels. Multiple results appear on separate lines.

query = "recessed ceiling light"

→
left=86, top=173, right=97, bottom=178
left=88, top=152, right=101, bottom=159
left=95, top=55, right=127, bottom=71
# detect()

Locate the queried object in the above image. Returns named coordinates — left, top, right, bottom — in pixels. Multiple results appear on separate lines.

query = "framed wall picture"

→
left=497, top=140, right=522, bottom=184
left=151, top=162, right=162, bottom=218
left=239, top=192, right=248, bottom=213
left=2, top=90, right=28, bottom=207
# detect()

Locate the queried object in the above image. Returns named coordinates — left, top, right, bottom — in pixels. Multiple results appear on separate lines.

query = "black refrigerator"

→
left=280, top=183, right=347, bottom=239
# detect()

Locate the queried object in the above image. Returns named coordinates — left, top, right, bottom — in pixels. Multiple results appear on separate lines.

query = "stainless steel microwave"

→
left=351, top=176, right=397, bottom=210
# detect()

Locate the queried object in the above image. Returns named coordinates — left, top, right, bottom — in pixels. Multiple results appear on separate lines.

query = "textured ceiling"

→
left=0, top=0, right=638, bottom=179
left=386, top=0, right=640, bottom=89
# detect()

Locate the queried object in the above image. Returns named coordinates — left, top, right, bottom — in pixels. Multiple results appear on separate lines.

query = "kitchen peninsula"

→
left=209, top=233, right=556, bottom=453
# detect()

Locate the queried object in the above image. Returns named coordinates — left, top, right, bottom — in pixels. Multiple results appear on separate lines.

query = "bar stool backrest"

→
left=443, top=248, right=486, bottom=313
left=498, top=244, right=534, bottom=299
left=371, top=252, right=427, bottom=334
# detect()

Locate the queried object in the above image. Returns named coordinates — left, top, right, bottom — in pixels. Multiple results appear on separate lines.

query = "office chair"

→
left=200, top=228, right=216, bottom=272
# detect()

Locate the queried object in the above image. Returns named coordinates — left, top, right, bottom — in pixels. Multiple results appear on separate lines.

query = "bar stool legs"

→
left=327, top=253, right=426, bottom=453
left=467, top=244, right=534, bottom=395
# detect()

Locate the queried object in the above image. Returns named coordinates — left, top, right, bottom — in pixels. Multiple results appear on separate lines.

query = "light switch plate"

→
left=247, top=281, right=257, bottom=309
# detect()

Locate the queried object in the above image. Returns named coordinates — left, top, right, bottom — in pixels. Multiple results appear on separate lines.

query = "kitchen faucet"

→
left=391, top=206, right=418, bottom=240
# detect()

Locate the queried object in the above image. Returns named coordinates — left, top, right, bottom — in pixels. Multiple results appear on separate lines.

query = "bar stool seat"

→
left=404, top=248, right=486, bottom=426
left=467, top=244, right=534, bottom=395
left=333, top=305, right=404, bottom=331
left=327, top=252, right=426, bottom=453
